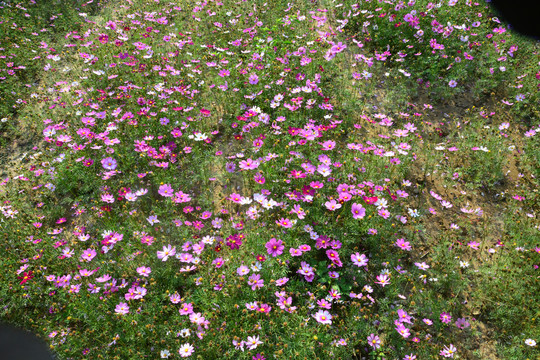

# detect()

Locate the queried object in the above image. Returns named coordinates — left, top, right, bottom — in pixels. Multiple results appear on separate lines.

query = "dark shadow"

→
left=489, top=0, right=540, bottom=39
left=0, top=323, right=55, bottom=360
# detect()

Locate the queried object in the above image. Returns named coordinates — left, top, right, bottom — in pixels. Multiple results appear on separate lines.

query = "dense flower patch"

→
left=0, top=0, right=538, bottom=359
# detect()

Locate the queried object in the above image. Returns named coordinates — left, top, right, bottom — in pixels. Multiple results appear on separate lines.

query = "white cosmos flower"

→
left=525, top=339, right=536, bottom=347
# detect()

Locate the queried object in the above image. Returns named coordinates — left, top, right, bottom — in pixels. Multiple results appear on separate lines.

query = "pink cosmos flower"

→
left=326, top=249, right=341, bottom=264
left=321, top=140, right=336, bottom=150
left=325, top=200, right=341, bottom=211
left=375, top=274, right=391, bottom=287
left=397, top=309, right=413, bottom=324
left=313, top=310, right=332, bottom=324
left=395, top=322, right=411, bottom=338
left=257, top=303, right=272, bottom=314
left=136, top=266, right=151, bottom=277
left=378, top=208, right=390, bottom=219
left=248, top=273, right=264, bottom=290
left=229, top=193, right=242, bottom=203
left=236, top=265, right=250, bottom=276
left=169, top=293, right=181, bottom=304
left=173, top=191, right=191, bottom=203
left=158, top=184, right=174, bottom=197
left=440, top=344, right=457, bottom=358
left=115, top=302, right=129, bottom=315
left=351, top=203, right=366, bottom=219
left=147, top=215, right=160, bottom=225
left=239, top=158, right=260, bottom=170
left=248, top=73, right=259, bottom=85
left=317, top=299, right=332, bottom=309
left=157, top=244, right=176, bottom=262
left=179, top=303, right=194, bottom=315
left=178, top=253, right=193, bottom=263
left=367, top=333, right=381, bottom=349
left=81, top=249, right=97, bottom=262
left=212, top=257, right=224, bottom=268
left=395, top=238, right=412, bottom=251
left=289, top=248, right=302, bottom=257
left=351, top=252, right=369, bottom=267
left=246, top=336, right=263, bottom=350
left=276, top=218, right=293, bottom=228
left=299, top=244, right=311, bottom=252
left=79, top=269, right=93, bottom=277
left=310, top=181, right=324, bottom=189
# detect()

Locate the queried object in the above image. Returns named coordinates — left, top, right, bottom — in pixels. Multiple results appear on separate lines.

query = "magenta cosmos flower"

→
left=440, top=312, right=452, bottom=324
left=395, top=238, right=412, bottom=251
left=265, top=238, right=284, bottom=257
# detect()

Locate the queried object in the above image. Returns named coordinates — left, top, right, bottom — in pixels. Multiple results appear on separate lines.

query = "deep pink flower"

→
left=265, top=238, right=284, bottom=257
left=440, top=312, right=452, bottom=324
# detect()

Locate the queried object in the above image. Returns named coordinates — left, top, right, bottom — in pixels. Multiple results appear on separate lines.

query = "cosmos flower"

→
left=178, top=343, right=194, bottom=357
left=351, top=252, right=369, bottom=267
left=313, top=310, right=332, bottom=325
left=158, top=184, right=174, bottom=197
left=367, top=333, right=381, bottom=349
left=375, top=274, right=391, bottom=287
left=351, top=203, right=366, bottom=219
left=81, top=249, right=97, bottom=262
left=525, top=339, right=536, bottom=347
left=115, top=302, right=129, bottom=315
left=246, top=336, right=263, bottom=350
left=101, top=157, right=117, bottom=170
left=157, top=244, right=176, bottom=262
